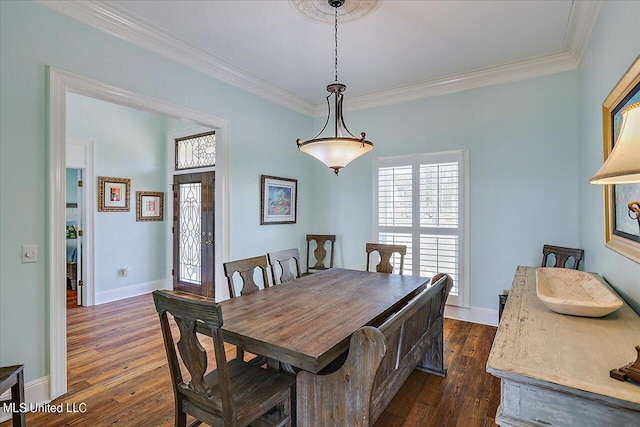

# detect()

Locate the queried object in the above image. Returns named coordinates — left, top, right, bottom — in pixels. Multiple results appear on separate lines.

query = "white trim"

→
left=333, top=53, right=578, bottom=116
left=36, top=0, right=600, bottom=118
left=66, top=136, right=95, bottom=306
left=95, top=279, right=165, bottom=305
left=48, top=67, right=231, bottom=401
left=445, top=305, right=498, bottom=327
left=564, top=0, right=602, bottom=64
left=0, top=376, right=51, bottom=423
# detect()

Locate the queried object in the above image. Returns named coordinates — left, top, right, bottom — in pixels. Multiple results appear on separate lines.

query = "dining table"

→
left=218, top=268, right=432, bottom=374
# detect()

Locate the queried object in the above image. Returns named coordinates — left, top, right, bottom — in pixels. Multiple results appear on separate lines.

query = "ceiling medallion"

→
left=289, top=0, right=381, bottom=24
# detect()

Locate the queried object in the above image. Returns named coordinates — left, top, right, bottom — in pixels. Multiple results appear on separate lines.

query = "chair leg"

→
left=176, top=408, right=187, bottom=427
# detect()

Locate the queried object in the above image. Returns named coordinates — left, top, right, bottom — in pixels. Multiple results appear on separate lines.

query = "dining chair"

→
left=366, top=243, right=407, bottom=274
left=224, top=255, right=270, bottom=298
left=267, top=248, right=302, bottom=285
left=152, top=290, right=294, bottom=427
left=223, top=255, right=271, bottom=363
left=305, top=234, right=336, bottom=275
left=541, top=245, right=584, bottom=270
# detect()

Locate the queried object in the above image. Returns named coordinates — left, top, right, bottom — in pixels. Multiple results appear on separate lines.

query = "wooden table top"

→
left=487, top=266, right=640, bottom=407
left=219, top=268, right=430, bottom=373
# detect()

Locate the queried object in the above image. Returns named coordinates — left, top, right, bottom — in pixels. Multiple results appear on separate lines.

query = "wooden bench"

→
left=296, top=273, right=453, bottom=426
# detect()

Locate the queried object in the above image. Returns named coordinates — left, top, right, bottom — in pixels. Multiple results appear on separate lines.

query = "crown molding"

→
left=38, top=0, right=599, bottom=118
left=564, top=0, right=602, bottom=63
left=37, top=0, right=315, bottom=116
left=328, top=52, right=579, bottom=116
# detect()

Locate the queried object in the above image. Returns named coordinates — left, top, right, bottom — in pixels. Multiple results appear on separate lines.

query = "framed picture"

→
left=602, top=56, right=640, bottom=263
left=136, top=191, right=164, bottom=222
left=260, top=175, right=297, bottom=225
left=98, top=176, right=131, bottom=212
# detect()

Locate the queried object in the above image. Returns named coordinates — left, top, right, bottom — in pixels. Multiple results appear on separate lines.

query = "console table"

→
left=487, top=266, right=640, bottom=426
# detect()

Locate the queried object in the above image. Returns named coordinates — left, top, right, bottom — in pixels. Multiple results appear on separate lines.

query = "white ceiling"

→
left=42, top=0, right=601, bottom=116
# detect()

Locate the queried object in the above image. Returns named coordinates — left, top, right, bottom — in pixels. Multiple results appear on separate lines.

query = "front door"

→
left=173, top=171, right=215, bottom=298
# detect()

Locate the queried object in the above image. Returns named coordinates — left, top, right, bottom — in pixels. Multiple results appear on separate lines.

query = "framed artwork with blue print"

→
left=260, top=175, right=297, bottom=225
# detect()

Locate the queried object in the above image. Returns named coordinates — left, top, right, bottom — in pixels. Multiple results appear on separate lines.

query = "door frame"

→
left=48, top=67, right=230, bottom=400
left=66, top=136, right=95, bottom=306
left=166, top=126, right=217, bottom=295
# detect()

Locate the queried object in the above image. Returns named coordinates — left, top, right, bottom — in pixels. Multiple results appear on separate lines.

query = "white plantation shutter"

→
left=374, top=151, right=469, bottom=307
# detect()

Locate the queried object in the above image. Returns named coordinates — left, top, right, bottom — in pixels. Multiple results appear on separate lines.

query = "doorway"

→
left=65, top=168, right=82, bottom=307
left=48, top=67, right=230, bottom=399
left=66, top=136, right=94, bottom=307
left=173, top=171, right=215, bottom=297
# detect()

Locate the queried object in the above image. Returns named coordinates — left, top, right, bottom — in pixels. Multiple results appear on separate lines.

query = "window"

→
left=374, top=150, right=469, bottom=307
left=175, top=131, right=216, bottom=170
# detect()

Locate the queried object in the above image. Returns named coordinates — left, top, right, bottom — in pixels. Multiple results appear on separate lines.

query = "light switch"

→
left=22, top=244, right=37, bottom=263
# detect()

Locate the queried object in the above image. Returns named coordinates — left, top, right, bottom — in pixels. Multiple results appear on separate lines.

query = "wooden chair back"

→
left=541, top=245, right=584, bottom=270
left=224, top=255, right=270, bottom=298
left=267, top=248, right=302, bottom=285
left=153, top=290, right=294, bottom=427
left=366, top=243, right=407, bottom=274
left=306, top=234, right=336, bottom=274
left=152, top=290, right=234, bottom=423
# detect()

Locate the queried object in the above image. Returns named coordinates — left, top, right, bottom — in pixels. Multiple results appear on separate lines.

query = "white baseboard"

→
left=445, top=305, right=498, bottom=327
left=0, top=375, right=50, bottom=422
left=95, top=279, right=165, bottom=305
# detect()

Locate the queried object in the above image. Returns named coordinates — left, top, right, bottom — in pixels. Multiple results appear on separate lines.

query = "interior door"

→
left=173, top=171, right=215, bottom=298
left=75, top=169, right=84, bottom=306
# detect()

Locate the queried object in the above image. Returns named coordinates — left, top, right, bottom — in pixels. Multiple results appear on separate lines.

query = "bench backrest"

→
left=296, top=274, right=453, bottom=427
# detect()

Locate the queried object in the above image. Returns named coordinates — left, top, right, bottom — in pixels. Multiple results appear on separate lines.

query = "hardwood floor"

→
left=2, top=293, right=500, bottom=426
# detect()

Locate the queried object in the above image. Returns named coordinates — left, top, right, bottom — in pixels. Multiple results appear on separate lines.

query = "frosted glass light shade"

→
left=299, top=137, right=373, bottom=173
left=590, top=102, right=640, bottom=184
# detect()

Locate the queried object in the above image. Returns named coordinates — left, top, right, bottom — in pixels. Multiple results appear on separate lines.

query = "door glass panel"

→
left=179, top=182, right=202, bottom=286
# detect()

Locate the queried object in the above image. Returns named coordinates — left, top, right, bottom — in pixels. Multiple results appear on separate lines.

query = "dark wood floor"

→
left=3, top=293, right=500, bottom=426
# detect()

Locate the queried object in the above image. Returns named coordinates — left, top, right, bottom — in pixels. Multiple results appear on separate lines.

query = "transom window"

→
left=374, top=150, right=469, bottom=307
left=175, top=131, right=216, bottom=170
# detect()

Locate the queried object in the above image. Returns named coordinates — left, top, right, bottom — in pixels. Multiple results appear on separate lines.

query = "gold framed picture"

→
left=136, top=191, right=164, bottom=222
left=98, top=176, right=131, bottom=212
left=601, top=56, right=640, bottom=263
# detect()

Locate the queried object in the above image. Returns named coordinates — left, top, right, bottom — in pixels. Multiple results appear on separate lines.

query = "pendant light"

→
left=296, top=0, right=373, bottom=175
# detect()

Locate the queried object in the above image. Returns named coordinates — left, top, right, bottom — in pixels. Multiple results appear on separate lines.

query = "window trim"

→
left=373, top=149, right=469, bottom=307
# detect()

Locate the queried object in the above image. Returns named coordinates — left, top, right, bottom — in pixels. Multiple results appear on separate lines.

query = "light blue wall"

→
left=0, top=1, right=312, bottom=382
left=67, top=93, right=167, bottom=292
left=1, top=0, right=639, bottom=387
left=312, top=72, right=581, bottom=310
left=578, top=0, right=640, bottom=313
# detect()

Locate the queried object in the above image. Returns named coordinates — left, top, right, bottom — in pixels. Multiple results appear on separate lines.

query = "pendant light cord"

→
left=334, top=6, right=339, bottom=83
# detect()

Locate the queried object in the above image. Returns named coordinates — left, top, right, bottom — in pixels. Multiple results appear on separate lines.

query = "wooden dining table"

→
left=218, top=268, right=431, bottom=374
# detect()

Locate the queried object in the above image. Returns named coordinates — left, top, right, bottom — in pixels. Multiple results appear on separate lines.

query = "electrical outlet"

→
left=22, top=244, right=37, bottom=263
